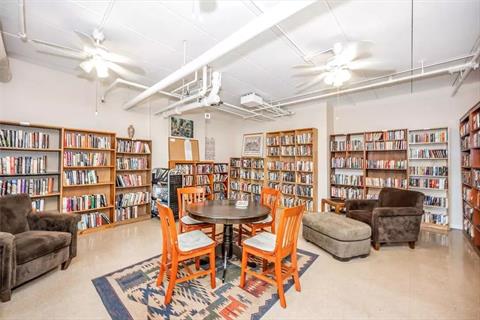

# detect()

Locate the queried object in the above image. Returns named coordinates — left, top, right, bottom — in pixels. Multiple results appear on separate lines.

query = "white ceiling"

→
left=0, top=0, right=479, bottom=106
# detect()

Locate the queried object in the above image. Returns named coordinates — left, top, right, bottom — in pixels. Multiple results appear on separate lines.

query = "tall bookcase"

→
left=115, top=137, right=152, bottom=225
left=408, top=128, right=449, bottom=232
left=460, top=102, right=480, bottom=254
left=228, top=157, right=264, bottom=201
left=168, top=160, right=214, bottom=199
left=213, top=163, right=228, bottom=200
left=0, top=121, right=62, bottom=211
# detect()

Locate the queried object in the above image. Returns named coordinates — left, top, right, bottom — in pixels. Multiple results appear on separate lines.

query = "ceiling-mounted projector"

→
left=241, top=92, right=264, bottom=108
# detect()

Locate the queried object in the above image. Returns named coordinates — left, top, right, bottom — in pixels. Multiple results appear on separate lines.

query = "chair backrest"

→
left=0, top=194, right=32, bottom=234
left=177, top=187, right=206, bottom=220
left=378, top=187, right=424, bottom=209
left=156, top=201, right=179, bottom=255
left=274, top=205, right=305, bottom=256
left=260, top=187, right=280, bottom=220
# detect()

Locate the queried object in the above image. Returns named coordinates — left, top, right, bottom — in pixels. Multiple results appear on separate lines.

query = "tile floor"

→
left=1, top=219, right=479, bottom=320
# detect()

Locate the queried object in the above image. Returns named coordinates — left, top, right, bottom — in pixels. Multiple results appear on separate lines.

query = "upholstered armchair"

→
left=0, top=194, right=80, bottom=302
left=345, top=188, right=424, bottom=250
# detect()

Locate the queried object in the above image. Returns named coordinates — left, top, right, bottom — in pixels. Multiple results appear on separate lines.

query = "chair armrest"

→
left=28, top=212, right=81, bottom=258
left=373, top=207, right=423, bottom=217
left=0, top=232, right=15, bottom=297
left=345, top=199, right=378, bottom=212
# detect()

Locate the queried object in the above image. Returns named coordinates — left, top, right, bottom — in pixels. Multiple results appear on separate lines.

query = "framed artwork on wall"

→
left=170, top=116, right=194, bottom=139
left=242, top=133, right=264, bottom=157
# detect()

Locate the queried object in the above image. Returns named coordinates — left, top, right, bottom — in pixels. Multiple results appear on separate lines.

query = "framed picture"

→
left=170, top=116, right=194, bottom=139
left=242, top=133, right=264, bottom=157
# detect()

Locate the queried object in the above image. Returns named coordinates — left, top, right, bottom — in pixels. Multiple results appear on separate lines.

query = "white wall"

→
left=332, top=82, right=480, bottom=229
left=0, top=58, right=239, bottom=167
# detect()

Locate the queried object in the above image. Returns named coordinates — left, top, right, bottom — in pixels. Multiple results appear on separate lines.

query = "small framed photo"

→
left=242, top=133, right=264, bottom=157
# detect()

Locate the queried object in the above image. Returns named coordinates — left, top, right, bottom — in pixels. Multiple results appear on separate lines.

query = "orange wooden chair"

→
left=238, top=187, right=280, bottom=246
left=156, top=202, right=216, bottom=304
left=178, top=187, right=216, bottom=241
left=239, top=205, right=305, bottom=309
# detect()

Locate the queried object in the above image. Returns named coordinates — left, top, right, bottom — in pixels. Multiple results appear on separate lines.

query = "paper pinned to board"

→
left=185, top=139, right=193, bottom=160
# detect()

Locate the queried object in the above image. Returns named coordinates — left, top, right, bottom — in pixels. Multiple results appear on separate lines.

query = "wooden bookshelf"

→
left=61, top=128, right=116, bottom=234
left=168, top=160, right=214, bottom=200
left=460, top=102, right=480, bottom=255
left=0, top=121, right=62, bottom=212
left=213, top=162, right=229, bottom=200
left=115, top=137, right=152, bottom=224
left=408, top=127, right=449, bottom=232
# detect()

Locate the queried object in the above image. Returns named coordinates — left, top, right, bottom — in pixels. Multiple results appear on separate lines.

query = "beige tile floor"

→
left=1, top=219, right=479, bottom=320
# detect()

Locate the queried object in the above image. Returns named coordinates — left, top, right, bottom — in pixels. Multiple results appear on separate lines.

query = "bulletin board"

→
left=168, top=137, right=200, bottom=161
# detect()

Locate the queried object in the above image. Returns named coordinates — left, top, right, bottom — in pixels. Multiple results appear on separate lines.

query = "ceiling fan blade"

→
left=105, top=61, right=142, bottom=80
left=350, top=68, right=396, bottom=78
left=79, top=60, right=94, bottom=73
left=31, top=39, right=88, bottom=60
left=101, top=51, right=137, bottom=66
left=294, top=66, right=328, bottom=76
left=292, top=63, right=316, bottom=69
left=74, top=30, right=97, bottom=48
left=296, top=73, right=328, bottom=92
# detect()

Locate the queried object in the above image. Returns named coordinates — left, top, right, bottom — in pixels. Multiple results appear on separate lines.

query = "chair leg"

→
left=238, top=224, right=243, bottom=246
left=408, top=241, right=415, bottom=249
left=210, top=249, right=216, bottom=289
left=262, top=259, right=268, bottom=272
left=157, top=262, right=165, bottom=287
left=0, top=289, right=11, bottom=302
left=165, top=259, right=178, bottom=304
left=239, top=248, right=248, bottom=288
left=373, top=242, right=380, bottom=251
left=274, top=258, right=286, bottom=308
left=195, top=257, right=200, bottom=270
left=291, top=253, right=301, bottom=292
left=61, top=258, right=72, bottom=270
left=211, top=225, right=216, bottom=241
left=271, top=222, right=275, bottom=234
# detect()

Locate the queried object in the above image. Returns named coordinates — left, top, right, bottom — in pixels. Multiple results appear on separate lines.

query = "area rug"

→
left=92, top=248, right=318, bottom=320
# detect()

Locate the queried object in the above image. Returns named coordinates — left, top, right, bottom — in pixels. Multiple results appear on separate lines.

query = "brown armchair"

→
left=345, top=188, right=424, bottom=250
left=0, top=194, right=80, bottom=302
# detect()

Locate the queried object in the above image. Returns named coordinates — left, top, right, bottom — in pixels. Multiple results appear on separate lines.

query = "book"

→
left=0, top=129, right=50, bottom=149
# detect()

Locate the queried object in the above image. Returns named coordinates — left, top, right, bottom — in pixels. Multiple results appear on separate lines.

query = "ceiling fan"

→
left=293, top=41, right=394, bottom=91
left=30, top=28, right=144, bottom=80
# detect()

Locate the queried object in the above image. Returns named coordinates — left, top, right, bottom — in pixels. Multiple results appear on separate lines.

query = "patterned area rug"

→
left=92, top=248, right=318, bottom=320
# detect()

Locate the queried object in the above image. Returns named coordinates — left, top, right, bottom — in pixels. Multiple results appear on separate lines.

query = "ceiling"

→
left=0, top=0, right=479, bottom=107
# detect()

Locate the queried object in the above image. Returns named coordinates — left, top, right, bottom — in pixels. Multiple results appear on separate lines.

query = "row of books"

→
left=213, top=174, right=227, bottom=182
left=365, top=177, right=407, bottom=188
left=331, top=157, right=364, bottom=169
left=330, top=140, right=364, bottom=151
left=296, top=185, right=313, bottom=197
left=297, top=145, right=312, bottom=156
left=330, top=140, right=346, bottom=152
left=266, top=136, right=280, bottom=146
left=214, top=164, right=228, bottom=173
left=117, top=157, right=148, bottom=170
left=462, top=153, right=471, bottom=167
left=423, top=212, right=448, bottom=226
left=115, top=206, right=140, bottom=222
left=462, top=170, right=472, bottom=185
left=1, top=156, right=47, bottom=175
left=409, top=132, right=447, bottom=144
left=251, top=171, right=264, bottom=180
left=116, top=174, right=143, bottom=187
left=281, top=184, right=295, bottom=195
left=240, top=183, right=262, bottom=194
left=365, top=130, right=405, bottom=141
left=463, top=186, right=471, bottom=203
left=116, top=140, right=150, bottom=154
left=267, top=181, right=280, bottom=189
left=280, top=135, right=295, bottom=145
left=1, top=177, right=55, bottom=196
left=229, top=191, right=249, bottom=201
left=282, top=172, right=295, bottom=183
left=183, top=175, right=194, bottom=186
left=296, top=160, right=314, bottom=172
left=473, top=112, right=480, bottom=130
left=64, top=151, right=108, bottom=167
left=472, top=132, right=480, bottom=148
left=78, top=211, right=111, bottom=230
left=196, top=175, right=211, bottom=185
left=268, top=172, right=280, bottom=181
left=331, top=174, right=363, bottom=186
left=0, top=129, right=51, bottom=149
left=424, top=195, right=448, bottom=208
left=366, top=160, right=406, bottom=169
left=213, top=192, right=227, bottom=200
left=409, top=166, right=448, bottom=176
left=175, top=164, right=194, bottom=174
left=298, top=172, right=314, bottom=184
left=296, top=198, right=314, bottom=211
left=31, top=199, right=45, bottom=211
left=204, top=185, right=212, bottom=194
left=473, top=170, right=480, bottom=189
left=410, top=149, right=447, bottom=159
left=267, top=146, right=281, bottom=156
left=213, top=183, right=227, bottom=192
left=464, top=219, right=474, bottom=238
left=296, top=132, right=313, bottom=144
left=63, top=194, right=108, bottom=212
left=63, top=170, right=98, bottom=186
left=115, top=192, right=150, bottom=208
left=197, top=164, right=213, bottom=174
left=230, top=159, right=241, bottom=167
left=241, top=159, right=264, bottom=169
left=461, top=136, right=470, bottom=150
left=365, top=141, right=406, bottom=150
left=331, top=186, right=363, bottom=199
left=410, top=177, right=447, bottom=190
left=281, top=197, right=313, bottom=211
left=267, top=161, right=292, bottom=171
left=230, top=168, right=239, bottom=179
left=460, top=120, right=470, bottom=137
left=64, top=133, right=111, bottom=149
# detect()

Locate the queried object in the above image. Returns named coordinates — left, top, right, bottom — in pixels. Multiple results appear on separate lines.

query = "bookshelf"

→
left=168, top=160, right=215, bottom=200
left=229, top=157, right=243, bottom=200
left=62, top=128, right=116, bottom=234
left=228, top=157, right=264, bottom=202
left=460, top=102, right=480, bottom=255
left=0, top=121, right=62, bottom=212
left=213, top=162, right=228, bottom=200
left=408, top=128, right=449, bottom=232
left=115, top=137, right=152, bottom=225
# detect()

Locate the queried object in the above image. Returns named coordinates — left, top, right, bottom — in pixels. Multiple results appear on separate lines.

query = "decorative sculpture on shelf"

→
left=127, top=125, right=135, bottom=139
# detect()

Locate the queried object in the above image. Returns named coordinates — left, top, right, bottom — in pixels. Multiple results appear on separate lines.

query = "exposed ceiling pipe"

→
left=171, top=70, right=198, bottom=95
left=122, top=0, right=315, bottom=110
left=101, top=78, right=181, bottom=102
left=18, top=0, right=27, bottom=40
left=452, top=49, right=480, bottom=96
left=275, top=62, right=476, bottom=108
left=222, top=102, right=275, bottom=121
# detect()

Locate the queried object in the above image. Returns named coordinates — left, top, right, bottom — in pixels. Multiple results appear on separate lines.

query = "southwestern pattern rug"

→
left=92, top=248, right=318, bottom=320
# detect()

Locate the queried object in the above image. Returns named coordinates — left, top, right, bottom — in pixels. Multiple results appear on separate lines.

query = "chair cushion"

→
left=346, top=210, right=373, bottom=227
left=303, top=213, right=371, bottom=241
left=252, top=214, right=273, bottom=224
left=243, top=232, right=276, bottom=252
left=178, top=230, right=214, bottom=252
left=14, top=231, right=72, bottom=265
left=180, top=215, right=204, bottom=225
left=0, top=194, right=31, bottom=235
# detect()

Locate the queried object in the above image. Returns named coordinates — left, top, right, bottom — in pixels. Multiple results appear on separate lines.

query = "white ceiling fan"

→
left=294, top=41, right=394, bottom=91
left=30, top=28, right=144, bottom=80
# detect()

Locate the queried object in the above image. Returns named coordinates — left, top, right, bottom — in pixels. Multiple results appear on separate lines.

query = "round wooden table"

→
left=186, top=200, right=270, bottom=282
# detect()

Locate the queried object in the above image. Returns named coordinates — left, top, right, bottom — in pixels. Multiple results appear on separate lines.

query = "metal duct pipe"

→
left=171, top=71, right=198, bottom=94
left=274, top=62, right=475, bottom=108
left=18, top=0, right=27, bottom=40
left=222, top=102, right=276, bottom=121
left=452, top=49, right=480, bottom=96
left=122, top=0, right=315, bottom=110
